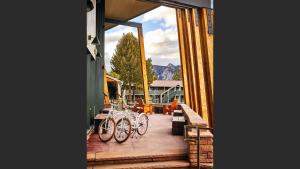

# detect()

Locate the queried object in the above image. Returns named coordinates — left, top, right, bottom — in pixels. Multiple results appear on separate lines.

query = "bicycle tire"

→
left=114, top=118, right=132, bottom=143
left=137, top=113, right=148, bottom=135
left=98, top=118, right=116, bottom=142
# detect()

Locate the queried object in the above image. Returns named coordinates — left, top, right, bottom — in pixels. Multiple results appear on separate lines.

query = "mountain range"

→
left=153, top=63, right=180, bottom=80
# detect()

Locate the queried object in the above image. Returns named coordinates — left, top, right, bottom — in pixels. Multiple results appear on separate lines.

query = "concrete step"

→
left=87, top=152, right=188, bottom=165
left=89, top=160, right=191, bottom=169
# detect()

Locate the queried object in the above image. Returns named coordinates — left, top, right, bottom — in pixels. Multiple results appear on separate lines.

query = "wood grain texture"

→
left=184, top=9, right=199, bottom=113
left=138, top=27, right=150, bottom=105
left=199, top=8, right=214, bottom=127
left=176, top=9, right=190, bottom=106
left=105, top=0, right=159, bottom=30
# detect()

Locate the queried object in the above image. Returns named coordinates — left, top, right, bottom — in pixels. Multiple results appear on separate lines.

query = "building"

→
left=126, top=80, right=184, bottom=103
left=86, top=0, right=214, bottom=130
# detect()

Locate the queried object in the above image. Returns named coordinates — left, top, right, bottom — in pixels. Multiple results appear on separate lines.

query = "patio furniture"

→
left=163, top=99, right=178, bottom=115
left=172, top=116, right=186, bottom=135
left=173, top=109, right=183, bottom=116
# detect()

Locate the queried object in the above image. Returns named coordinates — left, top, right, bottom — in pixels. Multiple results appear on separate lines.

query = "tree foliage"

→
left=111, top=33, right=141, bottom=91
left=173, top=68, right=182, bottom=80
left=110, top=32, right=156, bottom=99
left=146, top=58, right=155, bottom=85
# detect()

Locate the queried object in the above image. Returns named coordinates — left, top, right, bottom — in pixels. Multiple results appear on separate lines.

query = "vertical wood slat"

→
left=199, top=8, right=214, bottom=127
left=191, top=8, right=210, bottom=122
left=176, top=9, right=190, bottom=106
left=138, top=27, right=150, bottom=105
left=201, top=8, right=214, bottom=98
left=179, top=9, right=194, bottom=109
left=176, top=7, right=214, bottom=127
left=184, top=9, right=199, bottom=112
left=103, top=69, right=110, bottom=106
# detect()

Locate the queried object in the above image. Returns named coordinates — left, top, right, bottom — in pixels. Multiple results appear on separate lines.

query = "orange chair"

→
left=131, top=98, right=144, bottom=113
left=163, top=99, right=178, bottom=115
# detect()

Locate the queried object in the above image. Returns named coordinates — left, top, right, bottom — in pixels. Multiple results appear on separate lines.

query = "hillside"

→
left=153, top=63, right=180, bottom=80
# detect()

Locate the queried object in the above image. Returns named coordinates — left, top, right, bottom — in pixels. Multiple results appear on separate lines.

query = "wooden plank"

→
left=199, top=8, right=214, bottom=127
left=176, top=9, right=190, bottom=106
left=144, top=0, right=212, bottom=9
left=190, top=8, right=210, bottom=122
left=137, top=27, right=150, bottom=105
left=183, top=9, right=199, bottom=113
left=105, top=0, right=159, bottom=30
left=103, top=69, right=110, bottom=106
left=179, top=9, right=194, bottom=109
left=201, top=9, right=213, bottom=99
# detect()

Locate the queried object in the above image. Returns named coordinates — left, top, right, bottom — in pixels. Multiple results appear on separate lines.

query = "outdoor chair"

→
left=131, top=98, right=144, bottom=113
left=163, top=99, right=178, bottom=115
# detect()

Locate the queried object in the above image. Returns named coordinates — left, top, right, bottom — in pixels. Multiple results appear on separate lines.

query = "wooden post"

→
left=137, top=26, right=150, bottom=105
left=190, top=8, right=209, bottom=121
left=199, top=8, right=214, bottom=127
left=183, top=9, right=199, bottom=113
left=176, top=9, right=190, bottom=107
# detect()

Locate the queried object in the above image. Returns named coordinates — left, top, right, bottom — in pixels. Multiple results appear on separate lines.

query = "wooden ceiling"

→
left=105, top=0, right=160, bottom=30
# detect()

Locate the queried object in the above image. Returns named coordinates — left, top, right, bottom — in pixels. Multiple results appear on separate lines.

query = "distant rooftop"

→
left=150, top=80, right=183, bottom=87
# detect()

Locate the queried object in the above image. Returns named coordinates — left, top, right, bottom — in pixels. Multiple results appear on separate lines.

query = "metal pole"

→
left=197, top=126, right=200, bottom=169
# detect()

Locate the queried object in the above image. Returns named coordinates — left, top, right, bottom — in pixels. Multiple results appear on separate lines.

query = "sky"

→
left=104, top=6, right=180, bottom=72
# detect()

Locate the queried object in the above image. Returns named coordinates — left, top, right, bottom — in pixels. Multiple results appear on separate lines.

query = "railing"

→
left=125, top=90, right=164, bottom=95
left=160, top=85, right=183, bottom=103
left=180, top=104, right=214, bottom=169
left=184, top=125, right=213, bottom=169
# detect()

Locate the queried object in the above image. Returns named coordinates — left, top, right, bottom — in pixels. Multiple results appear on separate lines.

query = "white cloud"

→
left=104, top=6, right=181, bottom=72
left=145, top=28, right=179, bottom=60
left=142, top=6, right=177, bottom=28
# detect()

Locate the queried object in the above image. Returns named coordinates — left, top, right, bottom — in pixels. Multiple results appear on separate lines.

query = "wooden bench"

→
left=172, top=116, right=186, bottom=135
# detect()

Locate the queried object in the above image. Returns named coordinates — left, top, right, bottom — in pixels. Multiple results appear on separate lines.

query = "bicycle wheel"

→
left=114, top=118, right=131, bottom=143
left=137, top=113, right=148, bottom=135
left=98, top=118, right=116, bottom=142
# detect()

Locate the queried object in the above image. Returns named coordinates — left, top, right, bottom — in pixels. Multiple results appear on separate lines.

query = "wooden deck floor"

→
left=87, top=114, right=187, bottom=160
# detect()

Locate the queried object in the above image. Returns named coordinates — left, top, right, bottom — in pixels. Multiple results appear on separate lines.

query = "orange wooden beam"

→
left=176, top=9, right=190, bottom=106
left=138, top=26, right=150, bottom=105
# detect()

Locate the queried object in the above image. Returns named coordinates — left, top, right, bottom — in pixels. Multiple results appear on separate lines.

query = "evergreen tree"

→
left=110, top=32, right=156, bottom=101
left=173, top=68, right=182, bottom=80
left=111, top=32, right=141, bottom=101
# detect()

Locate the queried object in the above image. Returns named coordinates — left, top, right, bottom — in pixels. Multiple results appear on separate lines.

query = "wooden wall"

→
left=176, top=8, right=214, bottom=127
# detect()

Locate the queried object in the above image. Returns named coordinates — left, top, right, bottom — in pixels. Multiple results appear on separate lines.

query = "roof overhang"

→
left=105, top=0, right=160, bottom=30
left=104, top=0, right=212, bottom=31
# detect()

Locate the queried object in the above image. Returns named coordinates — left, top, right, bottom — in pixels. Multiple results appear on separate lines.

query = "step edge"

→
left=91, top=160, right=191, bottom=169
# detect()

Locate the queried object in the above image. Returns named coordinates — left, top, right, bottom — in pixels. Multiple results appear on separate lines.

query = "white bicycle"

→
left=114, top=108, right=149, bottom=143
left=98, top=105, right=121, bottom=142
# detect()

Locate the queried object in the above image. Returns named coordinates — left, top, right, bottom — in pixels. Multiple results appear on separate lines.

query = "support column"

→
left=176, top=9, right=190, bottom=106
left=95, top=0, right=105, bottom=113
left=176, top=7, right=214, bottom=127
left=190, top=8, right=209, bottom=121
left=199, top=8, right=214, bottom=127
left=183, top=9, right=199, bottom=112
left=138, top=26, right=150, bottom=105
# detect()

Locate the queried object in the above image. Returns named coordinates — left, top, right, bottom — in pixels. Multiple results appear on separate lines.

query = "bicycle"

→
left=98, top=105, right=120, bottom=142
left=114, top=108, right=132, bottom=143
left=128, top=110, right=149, bottom=137
left=114, top=107, right=149, bottom=143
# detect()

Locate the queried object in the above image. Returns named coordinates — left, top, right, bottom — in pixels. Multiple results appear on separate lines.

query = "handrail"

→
left=160, top=85, right=181, bottom=103
left=180, top=103, right=213, bottom=169
left=184, top=125, right=213, bottom=169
